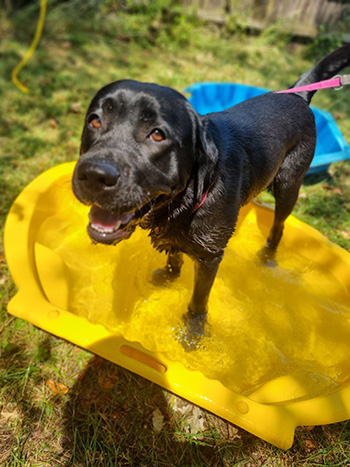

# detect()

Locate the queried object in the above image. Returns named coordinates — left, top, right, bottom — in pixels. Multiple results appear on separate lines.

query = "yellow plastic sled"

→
left=5, top=162, right=350, bottom=449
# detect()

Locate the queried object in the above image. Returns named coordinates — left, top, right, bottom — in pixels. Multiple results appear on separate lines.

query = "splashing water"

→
left=33, top=179, right=350, bottom=399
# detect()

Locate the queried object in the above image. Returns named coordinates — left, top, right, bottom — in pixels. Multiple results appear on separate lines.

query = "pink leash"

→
left=276, top=74, right=350, bottom=94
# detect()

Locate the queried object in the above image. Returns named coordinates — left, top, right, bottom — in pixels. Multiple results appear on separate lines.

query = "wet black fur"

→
left=73, top=45, right=350, bottom=319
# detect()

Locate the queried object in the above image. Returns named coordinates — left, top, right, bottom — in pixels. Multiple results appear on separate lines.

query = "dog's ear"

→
left=80, top=127, right=88, bottom=155
left=192, top=112, right=219, bottom=205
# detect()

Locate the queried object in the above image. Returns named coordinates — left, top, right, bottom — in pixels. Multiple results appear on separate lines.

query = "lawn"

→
left=1, top=2, right=350, bottom=465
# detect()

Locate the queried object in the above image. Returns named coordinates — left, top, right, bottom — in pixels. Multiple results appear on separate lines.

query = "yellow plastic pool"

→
left=5, top=162, right=350, bottom=449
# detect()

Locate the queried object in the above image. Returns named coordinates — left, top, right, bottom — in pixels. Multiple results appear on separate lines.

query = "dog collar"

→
left=193, top=175, right=218, bottom=213
left=193, top=188, right=210, bottom=212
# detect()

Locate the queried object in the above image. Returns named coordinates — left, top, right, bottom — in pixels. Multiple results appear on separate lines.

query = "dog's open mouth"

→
left=87, top=203, right=152, bottom=245
left=88, top=205, right=135, bottom=244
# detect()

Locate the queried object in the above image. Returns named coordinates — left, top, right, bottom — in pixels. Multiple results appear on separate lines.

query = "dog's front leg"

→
left=188, top=254, right=223, bottom=316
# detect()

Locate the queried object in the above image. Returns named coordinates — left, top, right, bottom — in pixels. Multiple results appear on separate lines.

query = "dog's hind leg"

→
left=166, top=249, right=184, bottom=275
left=152, top=249, right=184, bottom=285
left=266, top=142, right=315, bottom=251
left=267, top=181, right=300, bottom=249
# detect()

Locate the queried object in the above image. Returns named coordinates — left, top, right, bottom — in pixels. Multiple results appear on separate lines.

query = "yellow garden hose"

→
left=11, top=0, right=47, bottom=93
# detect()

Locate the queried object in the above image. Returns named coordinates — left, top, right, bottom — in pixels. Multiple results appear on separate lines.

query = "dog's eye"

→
left=88, top=115, right=102, bottom=129
left=150, top=129, right=166, bottom=142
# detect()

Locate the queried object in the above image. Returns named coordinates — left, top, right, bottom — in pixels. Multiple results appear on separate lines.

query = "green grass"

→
left=1, top=2, right=350, bottom=465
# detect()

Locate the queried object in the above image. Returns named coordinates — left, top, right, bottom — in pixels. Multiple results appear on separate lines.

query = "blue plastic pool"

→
left=185, top=83, right=350, bottom=174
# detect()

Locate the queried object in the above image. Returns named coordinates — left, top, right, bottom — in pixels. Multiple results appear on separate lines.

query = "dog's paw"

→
left=184, top=310, right=208, bottom=336
left=151, top=265, right=181, bottom=287
left=174, top=311, right=210, bottom=352
left=257, top=245, right=278, bottom=268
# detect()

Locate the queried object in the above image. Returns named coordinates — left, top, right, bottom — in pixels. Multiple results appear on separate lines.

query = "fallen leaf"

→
left=333, top=111, right=345, bottom=120
left=322, top=184, right=332, bottom=190
left=70, top=102, right=82, bottom=114
left=186, top=406, right=206, bottom=434
left=49, top=118, right=58, bottom=129
left=305, top=425, right=315, bottom=432
left=62, top=41, right=72, bottom=49
left=152, top=408, right=164, bottom=433
left=0, top=410, right=19, bottom=421
left=227, top=424, right=239, bottom=438
left=46, top=379, right=69, bottom=395
left=322, top=184, right=344, bottom=195
left=333, top=187, right=344, bottom=196
left=304, top=439, right=317, bottom=452
left=98, top=374, right=117, bottom=389
left=171, top=399, right=206, bottom=434
left=171, top=398, right=192, bottom=416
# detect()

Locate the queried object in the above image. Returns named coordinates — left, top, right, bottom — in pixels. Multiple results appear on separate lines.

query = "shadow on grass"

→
left=57, top=351, right=350, bottom=467
left=59, top=355, right=350, bottom=466
left=0, top=330, right=253, bottom=465
left=60, top=355, right=248, bottom=467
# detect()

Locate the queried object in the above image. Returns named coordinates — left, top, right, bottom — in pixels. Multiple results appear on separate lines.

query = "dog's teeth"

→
left=91, top=219, right=122, bottom=234
left=91, top=224, right=112, bottom=234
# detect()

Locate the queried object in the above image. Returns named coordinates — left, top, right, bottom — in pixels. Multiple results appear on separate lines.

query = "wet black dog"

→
left=73, top=45, right=350, bottom=326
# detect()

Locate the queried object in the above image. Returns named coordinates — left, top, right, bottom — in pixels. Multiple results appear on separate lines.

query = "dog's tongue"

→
left=89, top=205, right=133, bottom=231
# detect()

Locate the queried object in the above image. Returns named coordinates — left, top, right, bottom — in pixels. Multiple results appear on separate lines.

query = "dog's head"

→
left=72, top=80, right=218, bottom=244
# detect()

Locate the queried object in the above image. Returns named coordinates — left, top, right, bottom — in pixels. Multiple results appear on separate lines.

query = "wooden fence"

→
left=181, top=0, right=350, bottom=38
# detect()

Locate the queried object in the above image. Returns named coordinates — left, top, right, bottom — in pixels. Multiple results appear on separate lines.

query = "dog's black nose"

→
left=76, top=160, right=120, bottom=190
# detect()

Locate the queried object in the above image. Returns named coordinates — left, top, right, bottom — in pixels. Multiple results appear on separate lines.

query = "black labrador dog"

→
left=73, top=45, right=350, bottom=326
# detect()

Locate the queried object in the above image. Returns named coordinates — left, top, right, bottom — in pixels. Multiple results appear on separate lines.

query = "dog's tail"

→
left=290, top=44, right=350, bottom=104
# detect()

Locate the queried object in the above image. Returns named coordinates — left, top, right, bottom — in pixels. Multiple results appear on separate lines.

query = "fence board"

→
left=182, top=0, right=350, bottom=37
